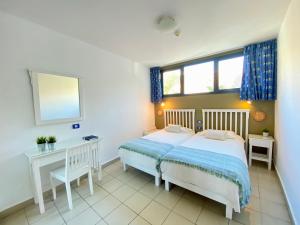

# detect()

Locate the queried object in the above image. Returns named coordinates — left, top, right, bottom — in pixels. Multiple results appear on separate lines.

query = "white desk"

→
left=25, top=138, right=103, bottom=214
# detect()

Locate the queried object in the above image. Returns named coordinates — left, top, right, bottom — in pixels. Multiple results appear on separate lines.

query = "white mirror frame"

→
left=29, top=70, right=84, bottom=126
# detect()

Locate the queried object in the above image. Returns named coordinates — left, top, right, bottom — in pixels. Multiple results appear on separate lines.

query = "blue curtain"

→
left=240, top=39, right=277, bottom=100
left=150, top=67, right=163, bottom=103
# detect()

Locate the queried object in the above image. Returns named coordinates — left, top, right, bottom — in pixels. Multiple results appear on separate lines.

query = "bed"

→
left=160, top=109, right=250, bottom=219
left=119, top=109, right=195, bottom=186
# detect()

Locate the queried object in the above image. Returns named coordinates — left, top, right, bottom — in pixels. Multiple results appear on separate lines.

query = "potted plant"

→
left=47, top=136, right=57, bottom=150
left=36, top=136, right=47, bottom=151
left=262, top=128, right=270, bottom=137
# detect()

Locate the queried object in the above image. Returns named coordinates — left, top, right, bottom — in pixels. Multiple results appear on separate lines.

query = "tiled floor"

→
left=0, top=160, right=292, bottom=225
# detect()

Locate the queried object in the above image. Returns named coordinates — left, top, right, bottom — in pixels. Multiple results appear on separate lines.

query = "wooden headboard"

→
left=164, top=109, right=195, bottom=131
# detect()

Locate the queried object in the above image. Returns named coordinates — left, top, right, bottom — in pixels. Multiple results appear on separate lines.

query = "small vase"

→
left=263, top=132, right=269, bottom=137
left=48, top=143, right=55, bottom=151
left=37, top=143, right=46, bottom=152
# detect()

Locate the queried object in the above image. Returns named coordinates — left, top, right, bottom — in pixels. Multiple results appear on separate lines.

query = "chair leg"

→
left=49, top=175, right=56, bottom=200
left=77, top=178, right=80, bottom=187
left=65, top=182, right=73, bottom=210
left=88, top=170, right=94, bottom=195
left=97, top=168, right=102, bottom=181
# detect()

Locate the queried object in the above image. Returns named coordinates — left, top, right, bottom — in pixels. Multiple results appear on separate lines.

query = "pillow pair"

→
left=203, top=129, right=235, bottom=141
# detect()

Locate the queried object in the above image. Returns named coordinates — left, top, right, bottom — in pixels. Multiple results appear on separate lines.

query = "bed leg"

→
left=123, top=163, right=128, bottom=171
left=155, top=176, right=161, bottom=186
left=165, top=180, right=170, bottom=191
left=226, top=205, right=233, bottom=220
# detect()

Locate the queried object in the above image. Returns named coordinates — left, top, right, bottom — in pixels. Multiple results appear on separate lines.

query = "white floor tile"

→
left=112, top=185, right=136, bottom=202
left=57, top=197, right=89, bottom=221
left=92, top=195, right=121, bottom=218
left=140, top=201, right=170, bottom=225
left=104, top=204, right=137, bottom=225
left=67, top=208, right=101, bottom=225
left=163, top=212, right=194, bottom=225
left=129, top=216, right=151, bottom=225
left=124, top=192, right=152, bottom=213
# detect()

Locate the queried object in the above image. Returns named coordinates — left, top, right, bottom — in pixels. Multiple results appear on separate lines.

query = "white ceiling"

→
left=0, top=0, right=290, bottom=67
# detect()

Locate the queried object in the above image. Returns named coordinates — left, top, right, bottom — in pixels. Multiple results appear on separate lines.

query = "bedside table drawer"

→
left=249, top=138, right=272, bottom=148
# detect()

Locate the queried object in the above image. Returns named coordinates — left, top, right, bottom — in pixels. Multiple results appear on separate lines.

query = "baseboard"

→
left=102, top=156, right=120, bottom=167
left=0, top=180, right=70, bottom=220
left=275, top=165, right=297, bottom=225
left=0, top=199, right=34, bottom=220
left=0, top=156, right=120, bottom=219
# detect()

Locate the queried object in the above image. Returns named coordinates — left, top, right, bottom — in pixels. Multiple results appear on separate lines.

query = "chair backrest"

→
left=65, top=142, right=91, bottom=178
left=89, top=140, right=101, bottom=171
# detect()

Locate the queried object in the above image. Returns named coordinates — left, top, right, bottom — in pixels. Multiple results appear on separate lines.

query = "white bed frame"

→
left=162, top=109, right=250, bottom=219
left=119, top=109, right=195, bottom=186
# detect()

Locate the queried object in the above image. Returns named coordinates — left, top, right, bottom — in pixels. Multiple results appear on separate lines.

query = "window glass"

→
left=218, top=56, right=244, bottom=90
left=184, top=61, right=214, bottom=94
left=163, top=69, right=181, bottom=95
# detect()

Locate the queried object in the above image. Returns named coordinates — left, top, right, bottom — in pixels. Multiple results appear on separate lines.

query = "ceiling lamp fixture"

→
left=156, top=15, right=180, bottom=36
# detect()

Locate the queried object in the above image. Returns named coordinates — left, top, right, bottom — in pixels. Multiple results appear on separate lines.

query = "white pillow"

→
left=180, top=127, right=195, bottom=134
left=165, top=124, right=182, bottom=133
left=203, top=129, right=227, bottom=141
left=225, top=130, right=236, bottom=139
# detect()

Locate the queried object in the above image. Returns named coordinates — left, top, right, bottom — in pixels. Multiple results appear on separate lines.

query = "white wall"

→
left=0, top=11, right=155, bottom=211
left=276, top=0, right=300, bottom=224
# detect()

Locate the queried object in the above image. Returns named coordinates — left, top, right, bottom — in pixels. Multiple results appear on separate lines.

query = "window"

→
left=162, top=69, right=181, bottom=95
left=161, top=51, right=244, bottom=96
left=218, top=56, right=244, bottom=90
left=184, top=61, right=214, bottom=94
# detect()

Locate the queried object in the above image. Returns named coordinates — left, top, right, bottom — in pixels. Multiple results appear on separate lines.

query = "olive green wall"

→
left=154, top=93, right=275, bottom=136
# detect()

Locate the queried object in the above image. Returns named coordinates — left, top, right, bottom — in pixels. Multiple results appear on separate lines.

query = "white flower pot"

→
left=48, top=143, right=55, bottom=151
left=263, top=132, right=269, bottom=137
left=37, top=143, right=46, bottom=152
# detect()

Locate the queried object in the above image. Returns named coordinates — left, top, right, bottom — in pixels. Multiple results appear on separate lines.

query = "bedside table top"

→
left=249, top=134, right=274, bottom=141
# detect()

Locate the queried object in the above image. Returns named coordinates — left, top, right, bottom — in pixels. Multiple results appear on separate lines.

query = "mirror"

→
left=29, top=71, right=83, bottom=125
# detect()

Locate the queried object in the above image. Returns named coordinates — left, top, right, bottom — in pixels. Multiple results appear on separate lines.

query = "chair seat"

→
left=50, top=165, right=90, bottom=182
left=50, top=167, right=66, bottom=182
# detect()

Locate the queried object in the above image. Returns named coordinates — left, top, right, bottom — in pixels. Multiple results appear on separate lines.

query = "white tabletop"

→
left=25, top=137, right=103, bottom=159
left=248, top=134, right=274, bottom=141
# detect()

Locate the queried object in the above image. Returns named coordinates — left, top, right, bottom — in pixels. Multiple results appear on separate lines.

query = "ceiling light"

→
left=156, top=16, right=178, bottom=33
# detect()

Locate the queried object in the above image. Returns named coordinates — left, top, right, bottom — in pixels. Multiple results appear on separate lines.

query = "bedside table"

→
left=248, top=134, right=274, bottom=170
left=143, top=128, right=160, bottom=136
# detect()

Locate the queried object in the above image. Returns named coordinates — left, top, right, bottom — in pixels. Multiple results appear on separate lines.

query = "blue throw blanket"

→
left=119, top=138, right=173, bottom=171
left=161, top=146, right=251, bottom=207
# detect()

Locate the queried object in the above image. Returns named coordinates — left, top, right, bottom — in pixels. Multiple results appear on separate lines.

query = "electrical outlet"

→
left=72, top=123, right=80, bottom=129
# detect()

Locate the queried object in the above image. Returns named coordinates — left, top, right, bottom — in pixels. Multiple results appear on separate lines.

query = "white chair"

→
left=50, top=143, right=94, bottom=209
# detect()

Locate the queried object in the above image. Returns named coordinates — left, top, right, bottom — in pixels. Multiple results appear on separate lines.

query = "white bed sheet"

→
left=180, top=131, right=247, bottom=166
left=160, top=131, right=248, bottom=214
left=120, top=128, right=194, bottom=185
left=142, top=129, right=194, bottom=147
